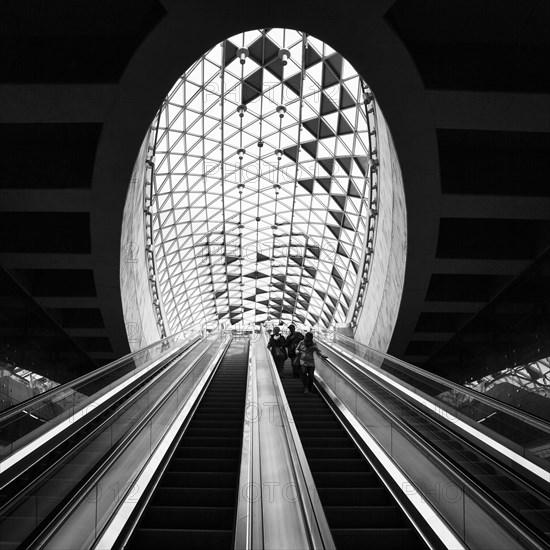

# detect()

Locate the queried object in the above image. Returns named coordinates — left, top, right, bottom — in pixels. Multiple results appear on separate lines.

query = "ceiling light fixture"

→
left=237, top=47, right=249, bottom=65
left=278, top=48, right=291, bottom=66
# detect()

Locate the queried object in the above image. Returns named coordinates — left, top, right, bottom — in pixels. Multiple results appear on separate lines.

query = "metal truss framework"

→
left=466, top=357, right=550, bottom=399
left=144, top=28, right=379, bottom=333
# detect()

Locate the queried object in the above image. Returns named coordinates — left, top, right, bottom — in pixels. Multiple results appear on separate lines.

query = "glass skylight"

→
left=148, top=28, right=375, bottom=332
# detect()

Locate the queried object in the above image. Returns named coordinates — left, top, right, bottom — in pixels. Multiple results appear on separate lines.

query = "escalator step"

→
left=186, top=420, right=243, bottom=429
left=130, top=528, right=232, bottom=550
left=184, top=427, right=243, bottom=438
left=312, top=471, right=380, bottom=487
left=152, top=487, right=235, bottom=507
left=323, top=505, right=406, bottom=528
left=167, top=458, right=238, bottom=472
left=304, top=447, right=362, bottom=459
left=476, top=474, right=523, bottom=491
left=307, top=458, right=371, bottom=472
left=141, top=506, right=235, bottom=529
left=173, top=446, right=240, bottom=459
left=300, top=437, right=354, bottom=447
left=191, top=412, right=244, bottom=421
left=291, top=413, right=336, bottom=420
left=318, top=487, right=395, bottom=506
left=178, top=436, right=241, bottom=447
left=161, top=471, right=238, bottom=488
left=298, top=428, right=352, bottom=438
left=292, top=420, right=343, bottom=430
left=331, top=527, right=425, bottom=549
left=519, top=509, right=550, bottom=534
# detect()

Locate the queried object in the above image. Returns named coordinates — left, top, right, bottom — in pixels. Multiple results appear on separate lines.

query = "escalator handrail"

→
left=317, top=352, right=550, bottom=550
left=234, top=338, right=263, bottom=549
left=0, top=336, right=211, bottom=528
left=20, top=331, right=229, bottom=550
left=320, top=338, right=550, bottom=483
left=321, top=344, right=550, bottom=504
left=261, top=328, right=336, bottom=550
left=317, top=329, right=550, bottom=433
left=0, top=328, right=202, bottom=423
left=0, top=335, right=201, bottom=477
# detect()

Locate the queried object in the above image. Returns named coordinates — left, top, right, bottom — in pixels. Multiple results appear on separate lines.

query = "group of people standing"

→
left=267, top=325, right=327, bottom=394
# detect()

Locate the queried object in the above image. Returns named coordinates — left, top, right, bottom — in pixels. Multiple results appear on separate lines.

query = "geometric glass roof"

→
left=148, top=28, right=374, bottom=333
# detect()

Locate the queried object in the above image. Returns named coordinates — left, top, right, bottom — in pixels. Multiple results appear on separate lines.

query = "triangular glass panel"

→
left=331, top=194, right=347, bottom=210
left=318, top=119, right=334, bottom=139
left=322, top=62, right=340, bottom=88
left=306, top=244, right=321, bottom=259
left=305, top=44, right=322, bottom=67
left=242, top=82, right=261, bottom=105
left=315, top=177, right=331, bottom=193
left=353, top=156, right=369, bottom=176
left=336, top=156, right=352, bottom=175
left=320, top=93, right=338, bottom=115
left=342, top=214, right=355, bottom=231
left=265, top=57, right=284, bottom=80
left=318, top=158, right=334, bottom=176
left=326, top=53, right=343, bottom=79
left=303, top=118, right=319, bottom=138
left=263, top=36, right=280, bottom=64
left=301, top=141, right=318, bottom=159
left=337, top=115, right=354, bottom=135
left=284, top=72, right=302, bottom=97
left=248, top=37, right=264, bottom=64
left=330, top=210, right=344, bottom=226
left=243, top=66, right=263, bottom=90
left=347, top=179, right=361, bottom=198
left=336, top=243, right=349, bottom=258
left=327, top=225, right=341, bottom=239
left=283, top=145, right=299, bottom=162
left=298, top=179, right=314, bottom=193
left=340, top=86, right=355, bottom=109
left=257, top=252, right=270, bottom=262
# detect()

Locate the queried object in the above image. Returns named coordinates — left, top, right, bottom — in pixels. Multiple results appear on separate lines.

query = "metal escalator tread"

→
left=125, top=341, right=249, bottom=550
left=281, top=376, right=428, bottom=550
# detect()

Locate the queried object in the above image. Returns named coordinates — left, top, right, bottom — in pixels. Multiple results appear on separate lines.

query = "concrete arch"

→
left=91, top=1, right=440, bottom=354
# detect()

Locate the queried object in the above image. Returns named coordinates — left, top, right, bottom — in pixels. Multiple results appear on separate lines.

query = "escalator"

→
left=332, top=357, right=550, bottom=542
left=124, top=339, right=249, bottom=550
left=281, top=375, right=428, bottom=550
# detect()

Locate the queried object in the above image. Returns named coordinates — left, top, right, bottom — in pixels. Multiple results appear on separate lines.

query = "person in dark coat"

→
left=295, top=332, right=327, bottom=393
left=267, top=326, right=287, bottom=375
left=286, top=324, right=304, bottom=378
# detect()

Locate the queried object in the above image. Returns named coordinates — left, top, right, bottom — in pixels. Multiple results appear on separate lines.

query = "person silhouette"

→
left=295, top=332, right=327, bottom=393
left=267, top=326, right=287, bottom=375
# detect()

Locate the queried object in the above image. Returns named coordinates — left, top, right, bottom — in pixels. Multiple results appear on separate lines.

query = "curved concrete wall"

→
left=90, top=6, right=439, bottom=357
left=120, top=135, right=161, bottom=351
left=354, top=105, right=407, bottom=353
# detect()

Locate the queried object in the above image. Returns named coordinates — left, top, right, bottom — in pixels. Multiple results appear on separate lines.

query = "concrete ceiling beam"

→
left=427, top=90, right=550, bottom=133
